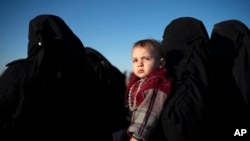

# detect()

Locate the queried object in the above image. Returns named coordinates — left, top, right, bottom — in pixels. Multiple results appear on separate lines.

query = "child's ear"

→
left=159, top=58, right=166, bottom=68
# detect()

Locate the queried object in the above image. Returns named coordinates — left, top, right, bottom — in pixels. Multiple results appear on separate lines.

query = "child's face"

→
left=131, top=46, right=160, bottom=78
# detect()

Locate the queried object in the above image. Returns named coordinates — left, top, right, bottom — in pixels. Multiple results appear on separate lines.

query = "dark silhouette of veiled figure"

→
left=0, top=14, right=106, bottom=141
left=85, top=47, right=129, bottom=141
left=160, top=17, right=210, bottom=141
left=208, top=20, right=250, bottom=141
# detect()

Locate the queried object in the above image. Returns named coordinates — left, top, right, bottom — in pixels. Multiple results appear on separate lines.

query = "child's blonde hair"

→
left=133, top=38, right=165, bottom=59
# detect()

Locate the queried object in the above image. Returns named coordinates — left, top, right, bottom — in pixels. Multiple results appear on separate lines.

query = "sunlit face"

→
left=131, top=46, right=161, bottom=78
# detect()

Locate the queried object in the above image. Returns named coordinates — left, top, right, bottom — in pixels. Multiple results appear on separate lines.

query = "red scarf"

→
left=125, top=67, right=171, bottom=107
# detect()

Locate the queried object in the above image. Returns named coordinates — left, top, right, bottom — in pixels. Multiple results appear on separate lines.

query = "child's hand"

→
left=130, top=136, right=139, bottom=141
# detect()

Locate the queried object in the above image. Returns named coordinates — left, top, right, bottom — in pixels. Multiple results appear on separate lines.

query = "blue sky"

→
left=0, top=0, right=249, bottom=75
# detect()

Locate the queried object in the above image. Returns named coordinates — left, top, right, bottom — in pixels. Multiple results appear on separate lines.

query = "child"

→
left=125, top=39, right=171, bottom=141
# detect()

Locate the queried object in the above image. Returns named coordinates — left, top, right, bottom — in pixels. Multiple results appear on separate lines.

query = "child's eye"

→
left=143, top=57, right=151, bottom=60
left=132, top=59, right=137, bottom=63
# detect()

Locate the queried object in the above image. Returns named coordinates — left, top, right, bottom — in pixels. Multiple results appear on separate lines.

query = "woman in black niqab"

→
left=0, top=14, right=103, bottom=141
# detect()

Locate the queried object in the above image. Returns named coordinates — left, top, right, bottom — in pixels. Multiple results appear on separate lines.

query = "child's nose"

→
left=138, top=60, right=143, bottom=67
